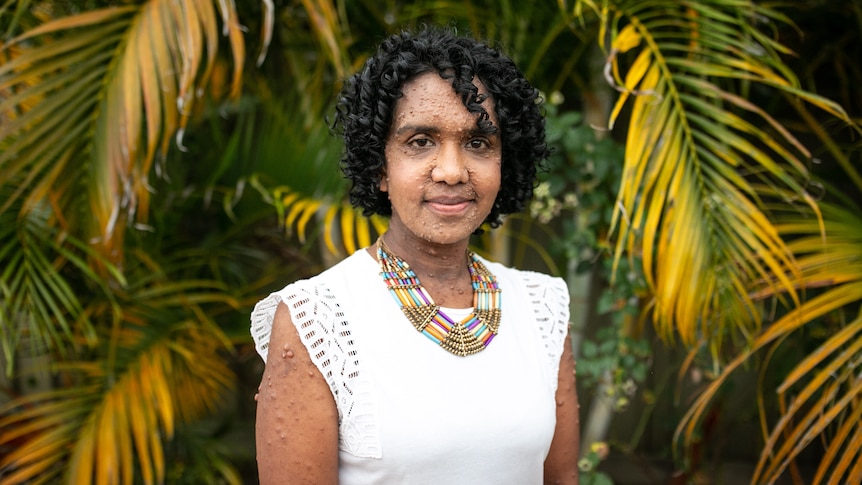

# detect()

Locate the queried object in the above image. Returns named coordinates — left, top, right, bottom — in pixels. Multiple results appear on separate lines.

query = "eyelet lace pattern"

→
left=251, top=281, right=382, bottom=458
left=518, top=269, right=570, bottom=389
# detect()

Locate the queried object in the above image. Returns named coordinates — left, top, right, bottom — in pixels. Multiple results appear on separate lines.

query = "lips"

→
left=425, top=194, right=474, bottom=214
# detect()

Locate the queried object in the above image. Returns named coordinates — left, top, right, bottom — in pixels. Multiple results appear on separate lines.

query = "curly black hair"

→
left=333, top=26, right=550, bottom=228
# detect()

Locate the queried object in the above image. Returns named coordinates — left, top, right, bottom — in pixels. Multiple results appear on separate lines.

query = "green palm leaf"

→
left=224, top=88, right=388, bottom=257
left=0, top=200, right=122, bottom=371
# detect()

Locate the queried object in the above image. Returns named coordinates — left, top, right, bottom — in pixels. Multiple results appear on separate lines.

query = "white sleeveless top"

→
left=250, top=250, right=570, bottom=485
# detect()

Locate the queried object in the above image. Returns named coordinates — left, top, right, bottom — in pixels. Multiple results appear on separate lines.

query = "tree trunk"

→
left=574, top=42, right=617, bottom=457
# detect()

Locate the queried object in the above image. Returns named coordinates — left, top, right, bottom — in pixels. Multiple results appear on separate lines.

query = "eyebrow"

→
left=394, top=124, right=439, bottom=136
left=393, top=124, right=497, bottom=137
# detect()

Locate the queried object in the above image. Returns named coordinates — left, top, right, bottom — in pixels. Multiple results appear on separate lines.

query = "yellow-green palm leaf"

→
left=268, top=183, right=387, bottom=257
left=678, top=202, right=862, bottom=484
left=0, top=282, right=238, bottom=485
left=575, top=0, right=852, bottom=350
left=0, top=1, right=269, bottom=266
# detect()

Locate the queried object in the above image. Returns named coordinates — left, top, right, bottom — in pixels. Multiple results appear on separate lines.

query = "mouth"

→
left=425, top=195, right=474, bottom=215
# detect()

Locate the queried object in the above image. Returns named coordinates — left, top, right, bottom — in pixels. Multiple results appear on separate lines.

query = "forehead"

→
left=390, top=72, right=497, bottom=128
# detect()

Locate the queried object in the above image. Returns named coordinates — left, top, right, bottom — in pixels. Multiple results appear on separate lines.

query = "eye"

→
left=467, top=138, right=490, bottom=149
left=407, top=137, right=433, bottom=148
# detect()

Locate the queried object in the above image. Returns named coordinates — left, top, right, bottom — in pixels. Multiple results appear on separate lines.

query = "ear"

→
left=379, top=174, right=389, bottom=193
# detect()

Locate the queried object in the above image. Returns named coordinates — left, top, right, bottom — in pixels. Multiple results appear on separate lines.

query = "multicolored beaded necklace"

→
left=377, top=236, right=501, bottom=357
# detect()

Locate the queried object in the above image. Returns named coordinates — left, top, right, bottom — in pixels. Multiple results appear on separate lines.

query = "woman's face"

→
left=382, top=72, right=502, bottom=246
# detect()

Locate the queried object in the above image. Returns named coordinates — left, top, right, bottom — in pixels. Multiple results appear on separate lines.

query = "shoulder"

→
left=478, top=256, right=571, bottom=382
left=250, top=250, right=373, bottom=361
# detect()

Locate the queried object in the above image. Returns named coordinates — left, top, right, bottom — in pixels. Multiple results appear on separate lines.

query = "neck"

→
left=377, top=231, right=470, bottom=283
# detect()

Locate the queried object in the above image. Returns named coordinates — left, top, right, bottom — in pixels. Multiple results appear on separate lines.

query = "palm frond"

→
left=0, top=287, right=237, bottom=485
left=760, top=313, right=862, bottom=484
left=0, top=1, right=263, bottom=265
left=210, top=80, right=392, bottom=258
left=677, top=201, right=862, bottom=484
left=298, top=0, right=352, bottom=78
left=264, top=183, right=387, bottom=257
left=0, top=201, right=122, bottom=372
left=575, top=0, right=853, bottom=351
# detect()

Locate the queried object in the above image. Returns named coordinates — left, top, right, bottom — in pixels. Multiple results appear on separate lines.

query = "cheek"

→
left=486, top=164, right=502, bottom=193
left=386, top=164, right=431, bottom=192
left=380, top=146, right=394, bottom=193
left=487, top=173, right=502, bottom=204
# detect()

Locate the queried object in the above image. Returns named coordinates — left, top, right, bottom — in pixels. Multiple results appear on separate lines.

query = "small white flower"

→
left=534, top=181, right=551, bottom=198
left=549, top=91, right=565, bottom=106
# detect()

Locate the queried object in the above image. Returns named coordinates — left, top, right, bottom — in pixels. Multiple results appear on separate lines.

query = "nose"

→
left=431, top=143, right=468, bottom=185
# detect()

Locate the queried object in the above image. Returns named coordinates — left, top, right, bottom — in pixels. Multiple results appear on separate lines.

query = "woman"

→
left=251, top=27, right=580, bottom=484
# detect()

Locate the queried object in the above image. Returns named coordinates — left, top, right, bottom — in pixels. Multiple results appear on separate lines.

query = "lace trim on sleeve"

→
left=520, top=272, right=570, bottom=392
left=250, top=280, right=382, bottom=459
left=250, top=293, right=279, bottom=361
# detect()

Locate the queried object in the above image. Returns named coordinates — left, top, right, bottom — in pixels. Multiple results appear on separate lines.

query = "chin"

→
left=420, top=227, right=483, bottom=246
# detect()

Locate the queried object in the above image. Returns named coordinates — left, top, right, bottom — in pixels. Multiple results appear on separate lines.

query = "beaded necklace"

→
left=377, top=236, right=501, bottom=357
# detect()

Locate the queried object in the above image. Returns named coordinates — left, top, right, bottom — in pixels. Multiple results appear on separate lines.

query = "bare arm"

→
left=256, top=302, right=339, bottom=485
left=544, top=335, right=580, bottom=485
